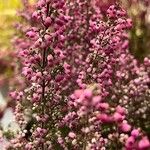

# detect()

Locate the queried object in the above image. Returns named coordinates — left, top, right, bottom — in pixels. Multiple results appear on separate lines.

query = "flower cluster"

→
left=93, top=0, right=150, bottom=59
left=7, top=0, right=150, bottom=150
left=61, top=86, right=150, bottom=149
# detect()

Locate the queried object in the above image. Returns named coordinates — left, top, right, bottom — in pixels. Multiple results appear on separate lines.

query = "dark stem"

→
left=41, top=47, right=46, bottom=128
left=83, top=1, right=90, bottom=149
left=40, top=3, right=50, bottom=149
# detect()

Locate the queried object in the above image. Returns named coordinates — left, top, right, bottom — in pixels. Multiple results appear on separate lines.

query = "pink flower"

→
left=131, top=129, right=140, bottom=138
left=25, top=143, right=32, bottom=150
left=44, top=34, right=52, bottom=43
left=68, top=132, right=76, bottom=139
left=120, top=123, right=131, bottom=132
left=125, top=136, right=135, bottom=148
left=116, top=105, right=126, bottom=115
left=45, top=17, right=52, bottom=27
left=37, top=0, right=45, bottom=8
left=83, top=89, right=93, bottom=98
left=26, top=31, right=36, bottom=38
left=98, top=103, right=109, bottom=110
left=32, top=11, right=39, bottom=20
left=138, top=137, right=150, bottom=150
left=74, top=90, right=83, bottom=99
left=113, top=112, right=124, bottom=122
left=126, top=18, right=132, bottom=29
left=97, top=114, right=112, bottom=123
left=55, top=74, right=64, bottom=82
left=92, top=96, right=101, bottom=105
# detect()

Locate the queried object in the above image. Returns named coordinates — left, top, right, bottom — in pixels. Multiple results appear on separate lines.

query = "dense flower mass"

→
left=2, top=0, right=149, bottom=149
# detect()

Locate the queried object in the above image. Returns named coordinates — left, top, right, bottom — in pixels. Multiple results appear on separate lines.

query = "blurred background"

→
left=0, top=0, right=35, bottom=137
left=0, top=0, right=35, bottom=97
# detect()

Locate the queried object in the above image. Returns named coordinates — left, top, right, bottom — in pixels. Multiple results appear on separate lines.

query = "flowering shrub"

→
left=94, top=0, right=150, bottom=59
left=5, top=0, right=150, bottom=149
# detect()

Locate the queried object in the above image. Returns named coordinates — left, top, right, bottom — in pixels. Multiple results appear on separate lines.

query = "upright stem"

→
left=40, top=47, right=46, bottom=150
left=40, top=3, right=50, bottom=149
left=41, top=48, right=46, bottom=128
left=83, top=2, right=90, bottom=149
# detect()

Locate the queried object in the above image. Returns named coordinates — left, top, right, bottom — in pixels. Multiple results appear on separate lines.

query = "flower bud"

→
left=45, top=17, right=52, bottom=27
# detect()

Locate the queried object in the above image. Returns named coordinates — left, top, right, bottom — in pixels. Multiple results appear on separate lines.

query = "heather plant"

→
left=5, top=0, right=150, bottom=150
left=61, top=86, right=150, bottom=149
left=94, top=0, right=150, bottom=59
